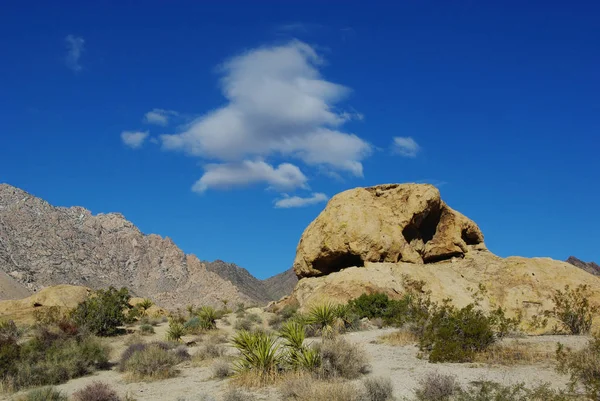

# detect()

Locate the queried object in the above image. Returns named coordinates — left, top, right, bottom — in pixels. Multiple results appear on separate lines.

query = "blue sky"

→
left=1, top=1, right=598, bottom=278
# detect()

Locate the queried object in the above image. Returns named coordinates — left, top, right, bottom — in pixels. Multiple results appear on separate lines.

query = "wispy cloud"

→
left=144, top=109, right=179, bottom=126
left=275, top=192, right=328, bottom=208
left=65, top=35, right=84, bottom=72
left=392, top=136, right=420, bottom=158
left=192, top=160, right=308, bottom=193
left=121, top=131, right=149, bottom=149
left=160, top=40, right=371, bottom=194
left=275, top=22, right=323, bottom=36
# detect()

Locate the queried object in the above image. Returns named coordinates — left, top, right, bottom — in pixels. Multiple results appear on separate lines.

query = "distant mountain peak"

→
left=0, top=183, right=295, bottom=306
left=566, top=256, right=600, bottom=276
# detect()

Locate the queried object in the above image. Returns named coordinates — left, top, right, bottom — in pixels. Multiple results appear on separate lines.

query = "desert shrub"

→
left=234, top=318, right=254, bottom=331
left=377, top=329, right=418, bottom=346
left=453, top=381, right=570, bottom=401
left=17, top=387, right=68, bottom=401
left=548, top=284, right=598, bottom=334
left=419, top=303, right=495, bottom=363
left=7, top=328, right=110, bottom=390
left=139, top=316, right=161, bottom=327
left=348, top=293, right=398, bottom=320
left=487, top=307, right=521, bottom=338
left=279, top=321, right=321, bottom=371
left=183, top=317, right=204, bottom=334
left=281, top=376, right=363, bottom=401
left=72, top=381, right=121, bottom=401
left=212, top=359, right=231, bottom=379
left=70, top=287, right=132, bottom=336
left=222, top=388, right=257, bottom=401
left=246, top=313, right=263, bottom=324
left=0, top=320, right=21, bottom=379
left=119, top=343, right=148, bottom=371
left=194, top=343, right=225, bottom=361
left=167, top=320, right=185, bottom=342
left=556, top=334, right=600, bottom=399
left=362, top=376, right=394, bottom=401
left=414, top=372, right=458, bottom=401
left=316, top=337, right=370, bottom=379
left=123, top=344, right=180, bottom=380
left=231, top=329, right=282, bottom=379
left=139, top=324, right=154, bottom=335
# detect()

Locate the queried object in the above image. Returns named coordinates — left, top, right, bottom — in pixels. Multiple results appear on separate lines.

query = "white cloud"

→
left=144, top=109, right=179, bottom=126
left=121, top=131, right=149, bottom=149
left=275, top=192, right=328, bottom=208
left=392, top=136, right=420, bottom=158
left=160, top=40, right=371, bottom=191
left=65, top=35, right=84, bottom=72
left=192, top=160, right=308, bottom=193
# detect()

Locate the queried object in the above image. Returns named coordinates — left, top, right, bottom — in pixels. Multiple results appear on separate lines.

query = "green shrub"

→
left=234, top=318, right=254, bottom=331
left=139, top=324, right=155, bottom=335
left=124, top=344, right=180, bottom=380
left=12, top=330, right=109, bottom=389
left=488, top=307, right=521, bottom=338
left=70, top=287, right=132, bottom=336
left=419, top=303, right=495, bottom=363
left=73, top=381, right=122, bottom=401
left=17, top=387, right=68, bottom=401
left=183, top=317, right=203, bottom=334
left=556, top=334, right=600, bottom=399
left=548, top=284, right=598, bottom=334
left=0, top=320, right=21, bottom=379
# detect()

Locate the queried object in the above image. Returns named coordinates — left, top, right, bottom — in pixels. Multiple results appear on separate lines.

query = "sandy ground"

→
left=4, top=311, right=590, bottom=401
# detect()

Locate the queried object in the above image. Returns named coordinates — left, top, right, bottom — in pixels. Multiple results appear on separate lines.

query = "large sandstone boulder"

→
left=286, top=251, right=600, bottom=330
left=293, top=184, right=485, bottom=278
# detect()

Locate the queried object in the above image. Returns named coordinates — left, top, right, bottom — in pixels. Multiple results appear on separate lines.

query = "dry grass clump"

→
left=72, top=381, right=122, bottom=401
left=222, top=388, right=258, bottom=401
left=474, top=341, right=555, bottom=366
left=15, top=387, right=68, bottom=401
left=376, top=329, right=419, bottom=346
left=193, top=343, right=226, bottom=363
left=211, top=359, right=231, bottom=379
left=363, top=377, right=394, bottom=401
left=317, top=337, right=371, bottom=379
left=280, top=375, right=363, bottom=401
left=121, top=343, right=187, bottom=381
left=414, top=372, right=458, bottom=401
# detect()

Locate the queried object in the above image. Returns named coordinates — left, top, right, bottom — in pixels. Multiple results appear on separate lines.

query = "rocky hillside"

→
left=0, top=184, right=292, bottom=308
left=566, top=256, right=600, bottom=276
left=283, top=183, right=600, bottom=330
left=205, top=261, right=298, bottom=304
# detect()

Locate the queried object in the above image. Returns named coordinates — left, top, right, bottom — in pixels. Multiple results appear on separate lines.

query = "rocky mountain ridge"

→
left=566, top=256, right=600, bottom=276
left=0, top=184, right=292, bottom=308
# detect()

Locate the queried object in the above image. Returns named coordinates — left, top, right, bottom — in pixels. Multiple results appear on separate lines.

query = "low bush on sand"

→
left=72, top=381, right=122, bottom=401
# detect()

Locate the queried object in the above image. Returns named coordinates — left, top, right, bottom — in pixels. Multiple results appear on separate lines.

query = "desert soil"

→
left=4, top=310, right=589, bottom=401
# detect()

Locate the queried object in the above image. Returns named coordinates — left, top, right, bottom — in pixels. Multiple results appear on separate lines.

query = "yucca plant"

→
left=231, top=329, right=282, bottom=374
left=166, top=320, right=185, bottom=342
left=198, top=306, right=217, bottom=330
left=279, top=320, right=305, bottom=350
left=307, top=304, right=337, bottom=334
left=296, top=346, right=321, bottom=371
left=138, top=298, right=154, bottom=315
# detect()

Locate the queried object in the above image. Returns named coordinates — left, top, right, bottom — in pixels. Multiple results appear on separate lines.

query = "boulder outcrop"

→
left=293, top=184, right=485, bottom=278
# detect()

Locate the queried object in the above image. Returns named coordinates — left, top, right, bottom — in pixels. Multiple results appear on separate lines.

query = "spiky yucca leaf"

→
left=231, top=330, right=283, bottom=374
left=279, top=321, right=305, bottom=350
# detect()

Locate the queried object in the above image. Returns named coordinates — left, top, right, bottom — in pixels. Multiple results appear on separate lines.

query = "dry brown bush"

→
left=376, top=329, right=418, bottom=346
left=474, top=341, right=555, bottom=365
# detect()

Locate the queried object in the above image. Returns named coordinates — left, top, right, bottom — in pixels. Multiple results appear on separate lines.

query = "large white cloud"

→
left=160, top=41, right=372, bottom=192
left=192, top=160, right=308, bottom=193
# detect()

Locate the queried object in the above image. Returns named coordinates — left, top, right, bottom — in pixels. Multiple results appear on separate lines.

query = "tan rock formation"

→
left=293, top=184, right=485, bottom=278
left=287, top=251, right=600, bottom=327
